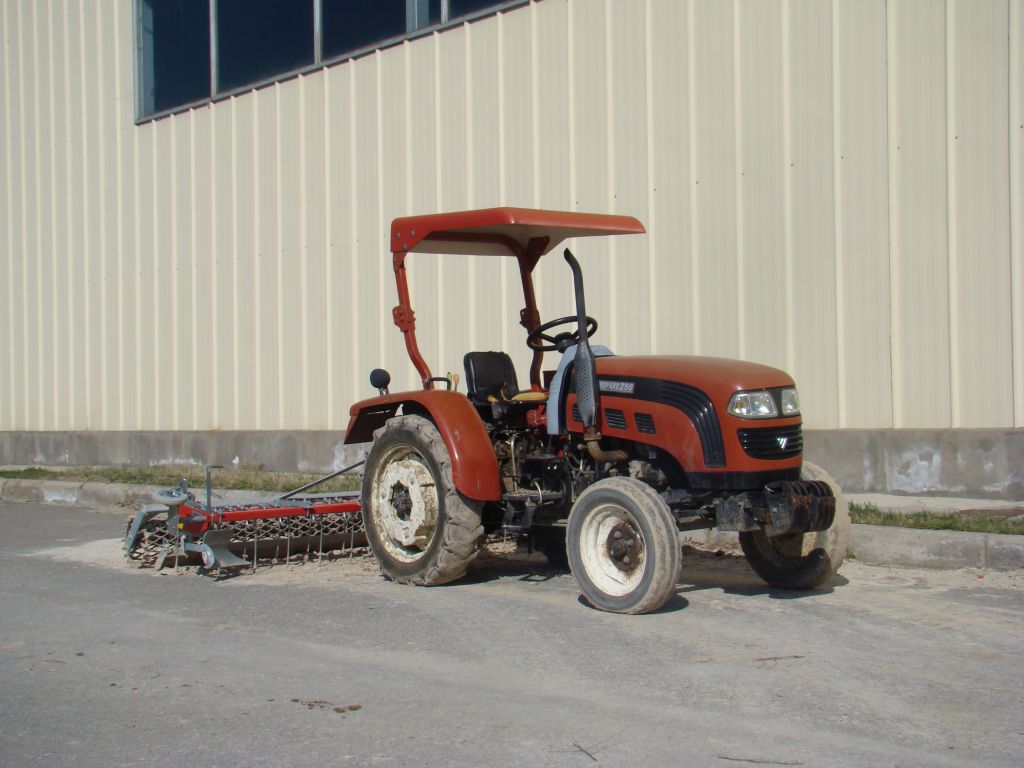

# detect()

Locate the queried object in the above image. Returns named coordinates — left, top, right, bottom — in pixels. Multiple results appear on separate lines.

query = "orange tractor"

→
left=125, top=207, right=848, bottom=614
left=346, top=207, right=849, bottom=613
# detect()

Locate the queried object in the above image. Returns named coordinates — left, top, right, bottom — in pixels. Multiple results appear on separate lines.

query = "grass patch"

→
left=0, top=465, right=361, bottom=494
left=850, top=503, right=1024, bottom=536
left=0, top=467, right=57, bottom=480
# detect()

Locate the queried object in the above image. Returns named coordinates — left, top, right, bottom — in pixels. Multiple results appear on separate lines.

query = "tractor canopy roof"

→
left=391, top=207, right=645, bottom=261
left=387, top=207, right=645, bottom=389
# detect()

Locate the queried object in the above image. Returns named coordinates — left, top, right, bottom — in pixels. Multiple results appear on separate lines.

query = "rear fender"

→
left=345, top=390, right=501, bottom=501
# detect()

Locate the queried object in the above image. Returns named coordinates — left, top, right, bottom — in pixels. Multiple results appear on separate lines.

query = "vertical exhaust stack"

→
left=563, top=249, right=598, bottom=430
left=563, top=249, right=627, bottom=464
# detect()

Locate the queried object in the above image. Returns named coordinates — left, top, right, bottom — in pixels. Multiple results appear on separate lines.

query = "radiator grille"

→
left=737, top=424, right=803, bottom=460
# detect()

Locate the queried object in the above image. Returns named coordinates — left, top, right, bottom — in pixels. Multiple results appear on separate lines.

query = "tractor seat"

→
left=463, top=351, right=546, bottom=405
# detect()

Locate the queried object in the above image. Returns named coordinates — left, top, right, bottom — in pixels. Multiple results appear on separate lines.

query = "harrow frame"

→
left=123, top=463, right=366, bottom=571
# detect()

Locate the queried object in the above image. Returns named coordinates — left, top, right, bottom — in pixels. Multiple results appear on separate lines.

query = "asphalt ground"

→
left=2, top=501, right=1023, bottom=768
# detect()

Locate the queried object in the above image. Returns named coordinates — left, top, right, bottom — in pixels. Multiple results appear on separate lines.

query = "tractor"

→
left=346, top=207, right=850, bottom=614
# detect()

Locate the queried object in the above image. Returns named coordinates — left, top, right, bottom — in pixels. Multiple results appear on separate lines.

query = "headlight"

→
left=727, top=391, right=778, bottom=419
left=780, top=387, right=800, bottom=416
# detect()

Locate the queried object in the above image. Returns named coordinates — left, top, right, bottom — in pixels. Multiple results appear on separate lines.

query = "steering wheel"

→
left=526, top=315, right=598, bottom=352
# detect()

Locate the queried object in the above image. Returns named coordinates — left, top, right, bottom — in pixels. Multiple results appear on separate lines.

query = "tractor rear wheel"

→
left=361, top=415, right=484, bottom=585
left=738, top=461, right=851, bottom=590
left=567, top=477, right=681, bottom=614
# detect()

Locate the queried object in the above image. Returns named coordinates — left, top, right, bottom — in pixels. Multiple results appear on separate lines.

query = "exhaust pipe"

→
left=585, top=439, right=628, bottom=465
left=563, top=249, right=627, bottom=465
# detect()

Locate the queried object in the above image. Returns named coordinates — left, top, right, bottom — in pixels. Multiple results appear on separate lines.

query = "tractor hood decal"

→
left=598, top=379, right=636, bottom=394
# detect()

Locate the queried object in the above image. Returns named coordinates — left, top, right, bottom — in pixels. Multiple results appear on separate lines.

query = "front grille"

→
left=738, top=424, right=803, bottom=460
left=605, top=409, right=627, bottom=430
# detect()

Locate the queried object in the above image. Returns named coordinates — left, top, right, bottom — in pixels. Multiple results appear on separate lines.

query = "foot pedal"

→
left=195, top=529, right=249, bottom=570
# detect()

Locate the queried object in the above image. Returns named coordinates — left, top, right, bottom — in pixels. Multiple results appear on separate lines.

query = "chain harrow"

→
left=123, top=515, right=178, bottom=568
left=124, top=509, right=366, bottom=569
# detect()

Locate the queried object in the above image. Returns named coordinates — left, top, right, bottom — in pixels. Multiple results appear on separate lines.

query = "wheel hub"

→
left=577, top=499, right=650, bottom=598
left=607, top=521, right=642, bottom=573
left=374, top=456, right=438, bottom=556
left=390, top=485, right=414, bottom=521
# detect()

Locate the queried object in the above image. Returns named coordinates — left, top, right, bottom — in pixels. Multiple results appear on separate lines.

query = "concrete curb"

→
left=852, top=524, right=1024, bottom=570
left=41, top=480, right=82, bottom=504
left=848, top=492, right=1023, bottom=515
left=2, top=479, right=1022, bottom=572
left=3, top=479, right=46, bottom=503
left=0, top=479, right=282, bottom=510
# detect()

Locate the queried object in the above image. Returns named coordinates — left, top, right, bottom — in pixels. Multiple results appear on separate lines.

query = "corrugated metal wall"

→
left=1, top=0, right=1022, bottom=433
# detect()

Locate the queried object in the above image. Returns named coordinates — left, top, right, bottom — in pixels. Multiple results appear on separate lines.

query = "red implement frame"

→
left=176, top=494, right=362, bottom=536
left=389, top=207, right=645, bottom=389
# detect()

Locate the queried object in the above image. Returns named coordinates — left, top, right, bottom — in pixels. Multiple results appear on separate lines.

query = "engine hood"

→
left=594, top=355, right=795, bottom=399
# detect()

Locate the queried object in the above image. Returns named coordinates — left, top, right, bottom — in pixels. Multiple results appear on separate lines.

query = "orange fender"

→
left=345, top=390, right=501, bottom=502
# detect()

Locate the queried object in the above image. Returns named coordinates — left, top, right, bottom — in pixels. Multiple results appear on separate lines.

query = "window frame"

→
left=133, top=0, right=532, bottom=124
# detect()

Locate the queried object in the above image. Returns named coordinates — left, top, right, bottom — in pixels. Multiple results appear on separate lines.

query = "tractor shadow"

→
left=465, top=541, right=848, bottom=609
left=676, top=545, right=850, bottom=600
left=464, top=542, right=567, bottom=585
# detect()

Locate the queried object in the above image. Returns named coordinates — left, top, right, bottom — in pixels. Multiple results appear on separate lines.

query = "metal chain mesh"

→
left=123, top=515, right=177, bottom=568
left=228, top=511, right=364, bottom=542
left=124, top=509, right=366, bottom=569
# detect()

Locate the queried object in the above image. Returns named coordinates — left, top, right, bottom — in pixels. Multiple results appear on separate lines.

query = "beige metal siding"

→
left=948, top=0, right=1013, bottom=428
left=834, top=0, right=892, bottom=429
left=1013, top=0, right=1024, bottom=427
left=1, top=0, right=1022, bottom=434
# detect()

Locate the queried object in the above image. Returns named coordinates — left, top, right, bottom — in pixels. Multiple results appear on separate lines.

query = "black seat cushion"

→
left=463, top=351, right=520, bottom=404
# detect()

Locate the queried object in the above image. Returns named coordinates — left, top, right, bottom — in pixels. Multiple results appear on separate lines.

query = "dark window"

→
left=135, top=0, right=525, bottom=119
left=450, top=0, right=501, bottom=19
left=321, top=0, right=407, bottom=60
left=139, top=0, right=211, bottom=115
left=217, top=0, right=314, bottom=92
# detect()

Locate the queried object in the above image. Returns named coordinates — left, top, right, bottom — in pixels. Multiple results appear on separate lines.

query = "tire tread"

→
left=364, top=416, right=483, bottom=587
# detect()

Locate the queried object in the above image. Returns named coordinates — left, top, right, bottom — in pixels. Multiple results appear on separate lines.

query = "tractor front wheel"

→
left=361, top=415, right=484, bottom=585
left=567, top=477, right=681, bottom=614
left=738, top=461, right=851, bottom=590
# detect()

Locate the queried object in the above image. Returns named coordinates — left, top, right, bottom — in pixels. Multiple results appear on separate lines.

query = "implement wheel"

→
left=567, top=477, right=680, bottom=614
left=361, top=415, right=484, bottom=585
left=738, top=461, right=851, bottom=590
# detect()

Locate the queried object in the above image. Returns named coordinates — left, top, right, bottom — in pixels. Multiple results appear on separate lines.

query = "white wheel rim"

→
left=579, top=502, right=646, bottom=597
left=371, top=445, right=439, bottom=563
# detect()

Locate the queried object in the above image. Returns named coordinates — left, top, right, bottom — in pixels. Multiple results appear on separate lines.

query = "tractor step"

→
left=500, top=488, right=565, bottom=532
